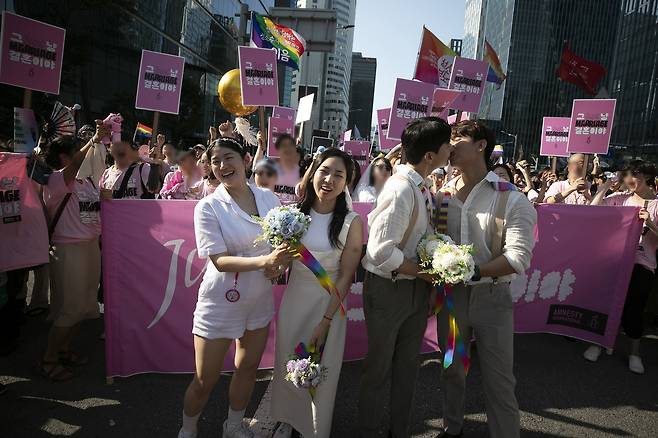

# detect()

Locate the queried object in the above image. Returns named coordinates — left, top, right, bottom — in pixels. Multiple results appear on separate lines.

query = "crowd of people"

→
left=2, top=113, right=658, bottom=438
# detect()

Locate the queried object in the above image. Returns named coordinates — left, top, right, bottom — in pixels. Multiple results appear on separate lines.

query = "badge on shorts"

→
left=225, top=288, right=240, bottom=303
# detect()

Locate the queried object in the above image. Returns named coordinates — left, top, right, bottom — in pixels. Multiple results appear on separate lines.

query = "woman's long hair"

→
left=297, top=148, right=354, bottom=249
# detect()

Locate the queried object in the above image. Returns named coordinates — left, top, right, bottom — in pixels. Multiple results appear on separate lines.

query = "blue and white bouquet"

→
left=285, top=342, right=327, bottom=398
left=254, top=205, right=311, bottom=247
left=417, top=233, right=475, bottom=285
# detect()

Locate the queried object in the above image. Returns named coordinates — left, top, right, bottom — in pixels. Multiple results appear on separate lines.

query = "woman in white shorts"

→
left=179, top=138, right=295, bottom=438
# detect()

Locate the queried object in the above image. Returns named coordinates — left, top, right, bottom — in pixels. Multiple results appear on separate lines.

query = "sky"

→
left=351, top=0, right=466, bottom=130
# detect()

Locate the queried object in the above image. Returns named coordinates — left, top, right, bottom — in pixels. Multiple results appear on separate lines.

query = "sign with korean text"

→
left=267, top=117, right=295, bottom=158
left=540, top=117, right=571, bottom=157
left=431, top=88, right=462, bottom=119
left=343, top=140, right=370, bottom=174
left=448, top=57, right=488, bottom=113
left=387, top=78, right=434, bottom=141
left=566, top=99, right=616, bottom=155
left=376, top=108, right=399, bottom=151
left=13, top=108, right=39, bottom=154
left=135, top=50, right=185, bottom=115
left=238, top=46, right=278, bottom=106
left=0, top=11, right=66, bottom=94
left=272, top=106, right=296, bottom=122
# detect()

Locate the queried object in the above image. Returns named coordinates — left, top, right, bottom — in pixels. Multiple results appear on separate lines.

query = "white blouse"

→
left=194, top=183, right=281, bottom=298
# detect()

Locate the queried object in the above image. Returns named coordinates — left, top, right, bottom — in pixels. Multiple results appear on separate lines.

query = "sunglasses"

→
left=256, top=170, right=275, bottom=178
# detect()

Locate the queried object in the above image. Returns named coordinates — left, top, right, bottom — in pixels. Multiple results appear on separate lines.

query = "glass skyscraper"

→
left=0, top=0, right=272, bottom=144
left=347, top=52, right=376, bottom=139
left=464, top=0, right=625, bottom=157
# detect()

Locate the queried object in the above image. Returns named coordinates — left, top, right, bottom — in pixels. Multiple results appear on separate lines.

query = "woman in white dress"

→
left=270, top=148, right=364, bottom=438
left=178, top=138, right=295, bottom=438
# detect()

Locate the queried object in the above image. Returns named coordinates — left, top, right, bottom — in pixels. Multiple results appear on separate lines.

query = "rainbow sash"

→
left=294, top=243, right=346, bottom=316
left=433, top=190, right=470, bottom=374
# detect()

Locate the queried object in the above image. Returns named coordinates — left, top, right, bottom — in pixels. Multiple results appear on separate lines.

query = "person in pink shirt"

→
left=99, top=137, right=157, bottom=200
left=40, top=132, right=102, bottom=381
left=160, top=144, right=202, bottom=200
left=545, top=154, right=591, bottom=205
left=190, top=151, right=220, bottom=199
left=253, top=133, right=302, bottom=203
left=584, top=160, right=658, bottom=374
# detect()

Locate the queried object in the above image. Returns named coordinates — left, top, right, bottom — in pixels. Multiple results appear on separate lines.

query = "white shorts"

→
left=192, top=271, right=275, bottom=340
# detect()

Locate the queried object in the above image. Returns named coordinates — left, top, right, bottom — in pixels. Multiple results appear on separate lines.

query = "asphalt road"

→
left=1, top=313, right=657, bottom=438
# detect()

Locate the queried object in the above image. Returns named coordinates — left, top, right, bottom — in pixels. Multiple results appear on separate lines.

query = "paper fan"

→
left=41, top=102, right=76, bottom=143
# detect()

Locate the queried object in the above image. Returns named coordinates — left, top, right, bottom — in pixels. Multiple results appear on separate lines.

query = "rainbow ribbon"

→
left=295, top=243, right=346, bottom=316
left=433, top=190, right=470, bottom=374
left=434, top=284, right=470, bottom=374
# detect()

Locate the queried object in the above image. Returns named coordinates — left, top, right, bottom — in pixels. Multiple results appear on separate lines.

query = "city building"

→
left=0, top=0, right=273, bottom=144
left=347, top=52, right=376, bottom=139
left=608, top=0, right=658, bottom=155
left=274, top=0, right=296, bottom=107
left=463, top=0, right=621, bottom=157
left=290, top=0, right=356, bottom=143
left=450, top=38, right=463, bottom=56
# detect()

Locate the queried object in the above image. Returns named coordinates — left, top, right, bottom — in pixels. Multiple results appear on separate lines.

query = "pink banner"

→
left=102, top=202, right=640, bottom=377
left=101, top=200, right=438, bottom=377
left=431, top=88, right=462, bottom=119
left=238, top=46, right=279, bottom=106
left=135, top=50, right=185, bottom=115
left=512, top=204, right=641, bottom=348
left=567, top=99, right=616, bottom=155
left=0, top=11, right=66, bottom=94
left=540, top=117, right=571, bottom=157
left=387, top=79, right=434, bottom=141
left=376, top=108, right=398, bottom=151
left=267, top=117, right=295, bottom=158
left=343, top=140, right=370, bottom=174
left=272, top=106, right=296, bottom=122
left=448, top=57, right=489, bottom=113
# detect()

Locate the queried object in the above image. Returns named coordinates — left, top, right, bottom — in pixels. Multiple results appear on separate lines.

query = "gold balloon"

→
left=217, top=69, right=257, bottom=116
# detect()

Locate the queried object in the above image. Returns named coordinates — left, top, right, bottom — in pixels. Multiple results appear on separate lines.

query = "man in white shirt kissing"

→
left=359, top=117, right=453, bottom=438
left=436, top=120, right=536, bottom=438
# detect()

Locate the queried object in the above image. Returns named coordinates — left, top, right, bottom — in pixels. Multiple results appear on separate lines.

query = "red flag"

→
left=557, top=44, right=606, bottom=95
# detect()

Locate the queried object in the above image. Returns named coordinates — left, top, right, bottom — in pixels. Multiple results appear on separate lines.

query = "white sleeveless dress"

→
left=270, top=209, right=358, bottom=438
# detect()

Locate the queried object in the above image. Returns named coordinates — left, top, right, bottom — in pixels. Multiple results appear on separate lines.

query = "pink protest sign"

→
left=267, top=117, right=295, bottom=158
left=272, top=106, right=296, bottom=122
left=387, top=78, right=434, bottom=141
left=0, top=11, right=66, bottom=94
left=566, top=99, right=616, bottom=154
left=238, top=46, right=279, bottom=106
left=376, top=108, right=399, bottom=151
left=540, top=117, right=571, bottom=157
left=135, top=50, right=185, bottom=115
left=448, top=57, right=489, bottom=113
left=431, top=88, right=462, bottom=119
left=343, top=140, right=370, bottom=173
left=513, top=204, right=640, bottom=348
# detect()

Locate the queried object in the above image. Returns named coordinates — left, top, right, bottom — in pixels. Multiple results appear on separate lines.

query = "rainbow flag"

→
left=250, top=12, right=306, bottom=70
left=135, top=122, right=153, bottom=137
left=414, top=26, right=457, bottom=88
left=484, top=39, right=507, bottom=89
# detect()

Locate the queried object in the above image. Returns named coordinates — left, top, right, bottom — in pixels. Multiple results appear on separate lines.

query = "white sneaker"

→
left=583, top=345, right=602, bottom=362
left=273, top=422, right=293, bottom=438
left=177, top=428, right=197, bottom=438
left=223, top=420, right=255, bottom=438
left=629, top=355, right=645, bottom=374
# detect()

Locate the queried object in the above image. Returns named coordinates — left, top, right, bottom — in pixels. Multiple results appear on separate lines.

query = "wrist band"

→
left=323, top=315, right=332, bottom=322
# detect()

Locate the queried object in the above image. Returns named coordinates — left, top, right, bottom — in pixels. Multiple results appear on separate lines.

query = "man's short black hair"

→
left=452, top=120, right=496, bottom=169
left=400, top=117, right=451, bottom=165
